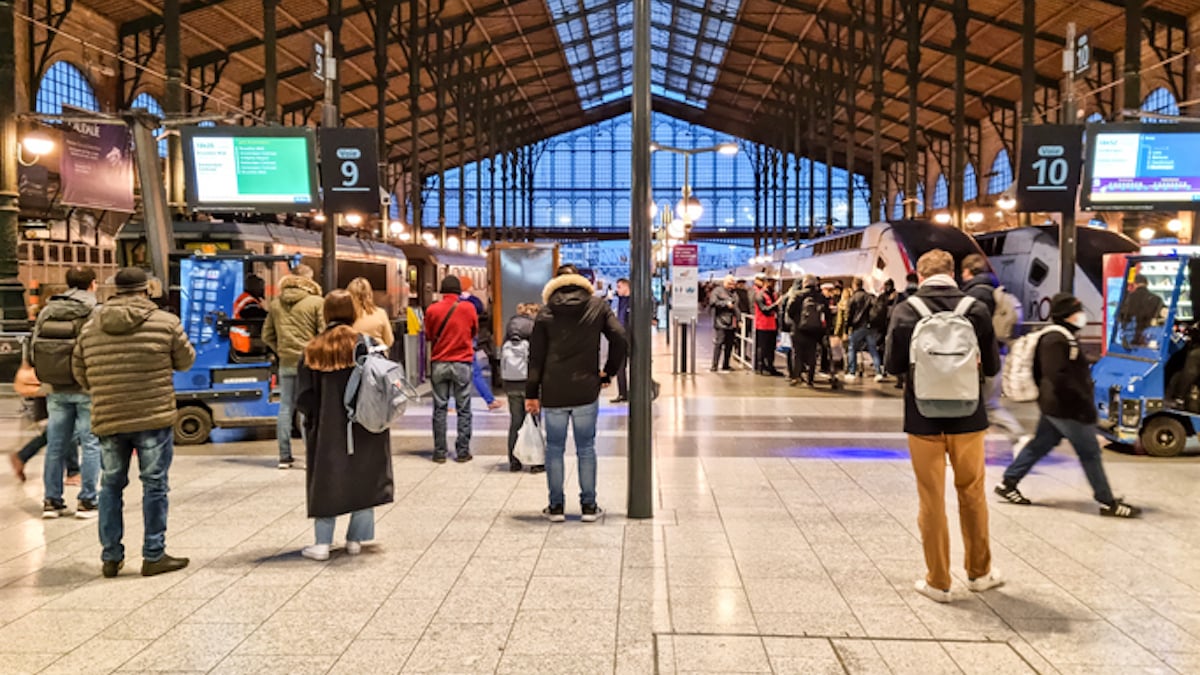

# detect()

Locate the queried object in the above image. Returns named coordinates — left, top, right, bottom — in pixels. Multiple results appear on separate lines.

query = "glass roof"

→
left=545, top=0, right=742, bottom=109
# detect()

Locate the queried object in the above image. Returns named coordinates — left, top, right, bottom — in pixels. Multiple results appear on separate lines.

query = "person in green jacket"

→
left=263, top=265, right=324, bottom=469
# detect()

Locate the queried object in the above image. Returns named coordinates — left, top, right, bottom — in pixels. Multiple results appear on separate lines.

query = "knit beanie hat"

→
left=439, top=275, right=462, bottom=295
left=1049, top=292, right=1083, bottom=321
left=114, top=267, right=149, bottom=295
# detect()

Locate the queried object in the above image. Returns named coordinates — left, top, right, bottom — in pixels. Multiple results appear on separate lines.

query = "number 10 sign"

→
left=1015, top=124, right=1083, bottom=214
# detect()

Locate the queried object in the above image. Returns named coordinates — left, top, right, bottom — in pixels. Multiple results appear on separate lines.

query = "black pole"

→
left=905, top=1, right=920, bottom=220
left=0, top=0, right=25, bottom=331
left=165, top=0, right=184, bottom=207
left=628, top=0, right=653, bottom=520
left=321, top=0, right=341, bottom=294
left=952, top=0, right=967, bottom=230
left=872, top=0, right=884, bottom=222
left=264, top=0, right=278, bottom=124
left=1121, top=0, right=1143, bottom=238
left=375, top=0, right=392, bottom=226
left=1019, top=0, right=1034, bottom=227
left=408, top=0, right=421, bottom=234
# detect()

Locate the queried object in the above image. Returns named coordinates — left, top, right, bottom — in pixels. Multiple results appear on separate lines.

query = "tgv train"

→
left=973, top=225, right=1139, bottom=332
left=735, top=219, right=989, bottom=290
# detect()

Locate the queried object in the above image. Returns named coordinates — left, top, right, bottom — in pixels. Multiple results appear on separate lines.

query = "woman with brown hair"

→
left=296, top=290, right=394, bottom=561
left=347, top=277, right=394, bottom=348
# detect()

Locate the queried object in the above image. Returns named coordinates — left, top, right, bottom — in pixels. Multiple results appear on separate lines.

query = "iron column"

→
left=628, top=0, right=653, bottom=519
left=1061, top=23, right=1078, bottom=293
left=263, top=0, right=278, bottom=124
left=0, top=0, right=25, bottom=330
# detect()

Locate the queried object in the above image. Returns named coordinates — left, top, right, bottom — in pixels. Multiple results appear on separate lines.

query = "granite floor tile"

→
left=431, top=582, right=525, bottom=625
left=400, top=622, right=509, bottom=674
left=0, top=609, right=126, bottom=655
left=761, top=637, right=845, bottom=674
left=505, top=609, right=617, bottom=655
left=870, top=639, right=961, bottom=674
left=234, top=611, right=372, bottom=656
left=39, top=637, right=151, bottom=675
left=829, top=638, right=890, bottom=675
left=208, top=654, right=340, bottom=675
left=521, top=575, right=621, bottom=611
left=327, top=638, right=416, bottom=675
left=118, top=622, right=257, bottom=671
left=941, top=641, right=1040, bottom=675
left=671, top=635, right=771, bottom=673
left=495, top=652, right=616, bottom=674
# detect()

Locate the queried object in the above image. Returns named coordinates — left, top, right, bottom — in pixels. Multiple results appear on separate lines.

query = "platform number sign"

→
left=319, top=128, right=380, bottom=215
left=1015, top=124, right=1083, bottom=213
left=1074, top=30, right=1093, bottom=76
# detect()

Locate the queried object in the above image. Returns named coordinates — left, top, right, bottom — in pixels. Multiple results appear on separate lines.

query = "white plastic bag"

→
left=514, top=414, right=545, bottom=466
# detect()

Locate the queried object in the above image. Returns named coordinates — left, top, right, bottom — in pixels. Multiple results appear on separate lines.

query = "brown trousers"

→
left=907, top=431, right=992, bottom=591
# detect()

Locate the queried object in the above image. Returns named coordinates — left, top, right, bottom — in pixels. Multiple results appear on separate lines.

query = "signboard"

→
left=1074, top=29, right=1093, bottom=76
left=671, top=244, right=699, bottom=321
left=18, top=164, right=50, bottom=209
left=1015, top=124, right=1083, bottom=213
left=320, top=128, right=381, bottom=215
left=60, top=118, right=135, bottom=212
left=313, top=42, right=325, bottom=81
left=182, top=126, right=319, bottom=212
left=1081, top=122, right=1200, bottom=212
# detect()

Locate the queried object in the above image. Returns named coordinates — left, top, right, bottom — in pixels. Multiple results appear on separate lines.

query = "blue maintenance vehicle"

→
left=1093, top=253, right=1200, bottom=457
left=172, top=252, right=297, bottom=445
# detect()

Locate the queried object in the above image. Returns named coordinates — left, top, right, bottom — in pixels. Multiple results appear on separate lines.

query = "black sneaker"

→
left=42, top=499, right=69, bottom=519
left=454, top=453, right=473, bottom=463
left=75, top=499, right=98, bottom=519
left=102, top=559, right=124, bottom=578
left=581, top=504, right=603, bottom=523
left=529, top=465, right=545, bottom=474
left=509, top=460, right=524, bottom=473
left=141, top=554, right=190, bottom=577
left=1100, top=499, right=1142, bottom=518
left=994, top=483, right=1032, bottom=505
left=432, top=454, right=447, bottom=464
left=543, top=505, right=565, bottom=522
left=277, top=458, right=294, bottom=470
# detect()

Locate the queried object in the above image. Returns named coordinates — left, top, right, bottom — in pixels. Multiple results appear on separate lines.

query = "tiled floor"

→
left=2, top=362, right=1199, bottom=673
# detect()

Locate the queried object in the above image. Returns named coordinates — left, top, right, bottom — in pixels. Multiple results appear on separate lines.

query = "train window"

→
left=90, top=248, right=99, bottom=264
left=876, top=256, right=886, bottom=270
left=63, top=247, right=74, bottom=263
left=18, top=243, right=28, bottom=259
left=1029, top=259, right=1049, bottom=287
left=103, top=249, right=113, bottom=265
left=48, top=245, right=59, bottom=263
left=31, top=244, right=44, bottom=262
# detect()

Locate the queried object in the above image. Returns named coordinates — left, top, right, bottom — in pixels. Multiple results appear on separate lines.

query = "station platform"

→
left=1, top=338, right=1198, bottom=674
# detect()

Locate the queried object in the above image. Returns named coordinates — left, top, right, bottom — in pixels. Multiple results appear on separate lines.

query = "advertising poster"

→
left=61, top=120, right=134, bottom=212
left=671, top=244, right=700, bottom=321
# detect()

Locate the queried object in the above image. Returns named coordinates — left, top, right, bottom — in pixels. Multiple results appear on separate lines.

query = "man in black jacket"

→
left=885, top=249, right=1002, bottom=603
left=526, top=265, right=628, bottom=523
left=845, top=277, right=883, bottom=381
left=709, top=275, right=739, bottom=371
left=996, top=293, right=1141, bottom=518
left=1118, top=274, right=1164, bottom=347
left=960, top=254, right=1026, bottom=446
left=788, top=275, right=832, bottom=388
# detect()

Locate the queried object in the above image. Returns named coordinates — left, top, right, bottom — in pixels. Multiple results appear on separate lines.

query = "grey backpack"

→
left=343, top=335, right=414, bottom=453
left=500, top=336, right=530, bottom=381
left=907, top=296, right=981, bottom=418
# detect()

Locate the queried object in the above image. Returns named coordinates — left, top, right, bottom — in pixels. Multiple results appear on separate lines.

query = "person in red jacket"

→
left=753, top=274, right=783, bottom=376
left=424, top=276, right=478, bottom=464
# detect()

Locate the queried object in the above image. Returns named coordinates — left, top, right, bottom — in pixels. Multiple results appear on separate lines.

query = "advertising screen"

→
left=1082, top=122, right=1200, bottom=211
left=182, top=127, right=319, bottom=212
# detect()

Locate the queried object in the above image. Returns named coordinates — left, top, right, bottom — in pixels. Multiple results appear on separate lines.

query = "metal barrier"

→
left=732, top=312, right=755, bottom=368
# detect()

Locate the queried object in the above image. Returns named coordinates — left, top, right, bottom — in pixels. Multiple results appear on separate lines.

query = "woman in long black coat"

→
left=296, top=290, right=394, bottom=561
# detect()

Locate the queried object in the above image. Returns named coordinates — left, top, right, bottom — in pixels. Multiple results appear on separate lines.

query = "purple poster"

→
left=61, top=121, right=134, bottom=212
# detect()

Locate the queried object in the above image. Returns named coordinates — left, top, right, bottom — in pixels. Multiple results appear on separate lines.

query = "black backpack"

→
left=869, top=292, right=891, bottom=330
left=30, top=298, right=92, bottom=387
left=798, top=296, right=825, bottom=332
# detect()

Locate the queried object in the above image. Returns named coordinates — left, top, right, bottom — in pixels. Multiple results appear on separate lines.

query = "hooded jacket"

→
left=31, top=288, right=97, bottom=393
left=262, top=275, right=325, bottom=370
left=787, top=282, right=829, bottom=337
left=961, top=273, right=998, bottom=316
left=72, top=294, right=195, bottom=437
left=526, top=274, right=628, bottom=407
left=1035, top=320, right=1096, bottom=424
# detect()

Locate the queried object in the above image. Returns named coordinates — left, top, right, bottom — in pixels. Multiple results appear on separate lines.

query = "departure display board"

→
left=182, top=127, right=319, bottom=212
left=1082, top=122, right=1200, bottom=211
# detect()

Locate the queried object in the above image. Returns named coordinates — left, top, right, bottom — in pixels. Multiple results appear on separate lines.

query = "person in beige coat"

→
left=348, top=277, right=394, bottom=348
left=262, top=265, right=324, bottom=469
left=72, top=267, right=195, bottom=578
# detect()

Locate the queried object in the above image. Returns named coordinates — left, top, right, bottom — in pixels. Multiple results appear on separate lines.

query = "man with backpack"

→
left=501, top=303, right=543, bottom=473
left=845, top=277, right=884, bottom=382
left=263, top=265, right=324, bottom=469
left=885, top=249, right=1002, bottom=603
left=995, top=293, right=1141, bottom=518
left=425, top=276, right=479, bottom=464
left=788, top=275, right=834, bottom=388
left=30, top=266, right=102, bottom=519
left=960, top=254, right=1027, bottom=447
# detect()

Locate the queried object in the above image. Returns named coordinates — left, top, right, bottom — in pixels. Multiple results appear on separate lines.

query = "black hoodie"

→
left=1035, top=320, right=1095, bottom=424
left=526, top=274, right=628, bottom=407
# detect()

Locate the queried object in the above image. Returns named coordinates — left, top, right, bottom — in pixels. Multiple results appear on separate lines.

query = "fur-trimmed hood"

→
left=541, top=273, right=595, bottom=305
left=279, top=274, right=323, bottom=308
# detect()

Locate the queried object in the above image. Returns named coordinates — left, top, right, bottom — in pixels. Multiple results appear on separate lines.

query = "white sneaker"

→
left=874, top=374, right=886, bottom=383
left=967, top=569, right=1004, bottom=592
left=301, top=544, right=330, bottom=561
left=345, top=541, right=362, bottom=556
left=914, top=579, right=952, bottom=603
left=844, top=373, right=857, bottom=382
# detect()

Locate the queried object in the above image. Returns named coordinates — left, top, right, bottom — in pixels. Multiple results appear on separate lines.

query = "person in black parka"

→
left=296, top=290, right=394, bottom=561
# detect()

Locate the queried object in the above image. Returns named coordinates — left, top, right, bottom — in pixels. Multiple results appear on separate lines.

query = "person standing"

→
left=526, top=265, right=627, bottom=522
left=960, top=254, right=1026, bottom=446
left=295, top=291, right=394, bottom=560
left=348, top=277, right=394, bottom=348
left=753, top=275, right=783, bottom=376
left=870, top=278, right=896, bottom=372
left=845, top=277, right=884, bottom=382
left=30, top=266, right=102, bottom=519
left=611, top=278, right=631, bottom=402
left=72, top=268, right=196, bottom=578
left=233, top=274, right=267, bottom=321
left=709, top=275, right=739, bottom=372
left=501, top=303, right=543, bottom=473
left=995, top=293, right=1141, bottom=518
left=885, top=250, right=1002, bottom=602
left=262, top=265, right=325, bottom=469
left=425, top=276, right=479, bottom=463
left=458, top=276, right=502, bottom=412
left=787, top=275, right=830, bottom=388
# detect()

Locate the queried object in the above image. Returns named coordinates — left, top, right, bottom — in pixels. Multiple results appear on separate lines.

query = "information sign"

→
left=1015, top=124, right=1083, bottom=213
left=671, top=244, right=699, bottom=321
left=320, top=128, right=380, bottom=215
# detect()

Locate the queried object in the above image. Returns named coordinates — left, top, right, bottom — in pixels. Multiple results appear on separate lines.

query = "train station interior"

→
left=2, top=0, right=1200, bottom=673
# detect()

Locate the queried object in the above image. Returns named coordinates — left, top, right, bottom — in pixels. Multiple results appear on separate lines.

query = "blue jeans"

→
left=847, top=327, right=882, bottom=376
left=543, top=399, right=599, bottom=508
left=98, top=427, right=174, bottom=563
left=1002, top=415, right=1116, bottom=505
left=277, top=371, right=298, bottom=462
left=44, top=392, right=101, bottom=504
left=472, top=351, right=496, bottom=405
left=314, top=508, right=374, bottom=545
left=431, top=361, right=472, bottom=458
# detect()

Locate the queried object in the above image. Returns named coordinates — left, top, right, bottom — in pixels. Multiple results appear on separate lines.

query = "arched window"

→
left=130, top=92, right=167, bottom=158
left=932, top=175, right=948, bottom=210
left=987, top=150, right=1013, bottom=195
left=963, top=163, right=978, bottom=203
left=1142, top=87, right=1179, bottom=123
left=35, top=61, right=100, bottom=116
left=892, top=192, right=905, bottom=220
left=915, top=183, right=926, bottom=214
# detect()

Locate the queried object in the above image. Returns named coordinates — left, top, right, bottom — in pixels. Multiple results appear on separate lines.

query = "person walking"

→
left=295, top=290, right=394, bottom=560
left=960, top=254, right=1026, bottom=446
left=262, top=265, right=324, bottom=469
left=845, top=277, right=885, bottom=382
left=348, top=277, right=394, bottom=348
left=425, top=276, right=479, bottom=463
left=885, top=249, right=1002, bottom=602
left=709, top=275, right=739, bottom=372
left=525, top=265, right=627, bottom=522
left=787, top=275, right=831, bottom=388
left=995, top=293, right=1141, bottom=518
left=29, top=266, right=102, bottom=519
left=8, top=355, right=71, bottom=484
left=72, top=268, right=196, bottom=578
left=753, top=275, right=783, bottom=376
left=501, top=303, right=544, bottom=473
left=458, top=276, right=502, bottom=412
